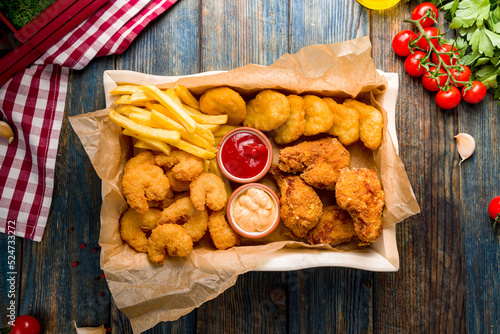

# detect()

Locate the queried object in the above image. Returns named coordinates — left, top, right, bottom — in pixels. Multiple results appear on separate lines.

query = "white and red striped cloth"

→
left=0, top=0, right=178, bottom=241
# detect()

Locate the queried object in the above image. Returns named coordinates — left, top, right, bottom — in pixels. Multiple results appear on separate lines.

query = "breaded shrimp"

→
left=122, top=163, right=170, bottom=214
left=147, top=224, right=193, bottom=264
left=199, top=87, right=247, bottom=125
left=343, top=99, right=383, bottom=150
left=323, top=97, right=360, bottom=146
left=278, top=137, right=350, bottom=190
left=165, top=169, right=191, bottom=192
left=120, top=207, right=161, bottom=253
left=123, top=150, right=156, bottom=174
left=189, top=172, right=228, bottom=211
left=307, top=205, right=357, bottom=246
left=208, top=210, right=240, bottom=250
left=243, top=90, right=290, bottom=131
left=303, top=95, right=334, bottom=136
left=155, top=150, right=204, bottom=181
left=273, top=95, right=305, bottom=145
left=160, top=197, right=208, bottom=242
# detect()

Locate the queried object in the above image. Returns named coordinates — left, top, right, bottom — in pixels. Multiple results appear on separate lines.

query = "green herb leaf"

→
left=449, top=0, right=490, bottom=29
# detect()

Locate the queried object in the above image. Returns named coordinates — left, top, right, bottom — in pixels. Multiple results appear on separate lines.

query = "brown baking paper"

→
left=69, top=36, right=420, bottom=333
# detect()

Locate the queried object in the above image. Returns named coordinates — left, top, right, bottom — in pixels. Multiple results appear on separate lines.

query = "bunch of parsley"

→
left=418, top=0, right=500, bottom=100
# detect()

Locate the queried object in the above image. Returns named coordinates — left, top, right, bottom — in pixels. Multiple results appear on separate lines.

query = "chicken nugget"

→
left=208, top=210, right=240, bottom=250
left=190, top=172, right=228, bottom=211
left=323, top=97, right=359, bottom=146
left=307, top=205, right=357, bottom=246
left=147, top=224, right=193, bottom=264
left=303, top=95, right=334, bottom=136
left=273, top=95, right=305, bottom=145
left=199, top=87, right=247, bottom=125
left=343, top=99, right=383, bottom=150
left=243, top=90, right=290, bottom=131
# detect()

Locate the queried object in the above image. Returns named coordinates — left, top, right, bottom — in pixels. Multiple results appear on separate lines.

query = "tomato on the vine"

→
left=412, top=2, right=439, bottom=28
left=422, top=67, right=447, bottom=91
left=10, top=315, right=41, bottom=334
left=405, top=51, right=427, bottom=77
left=416, top=27, right=440, bottom=51
left=436, top=86, right=461, bottom=109
left=462, top=81, right=487, bottom=104
left=432, top=44, right=458, bottom=65
left=450, top=65, right=471, bottom=87
left=488, top=195, right=500, bottom=226
left=392, top=30, right=417, bottom=56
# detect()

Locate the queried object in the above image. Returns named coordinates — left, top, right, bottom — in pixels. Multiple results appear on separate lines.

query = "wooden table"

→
left=1, top=0, right=499, bottom=332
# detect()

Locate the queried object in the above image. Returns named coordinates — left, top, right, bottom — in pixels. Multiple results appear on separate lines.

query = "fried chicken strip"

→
left=307, top=205, right=357, bottom=246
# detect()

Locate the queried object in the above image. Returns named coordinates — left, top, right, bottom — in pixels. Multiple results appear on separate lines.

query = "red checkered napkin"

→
left=0, top=0, right=178, bottom=241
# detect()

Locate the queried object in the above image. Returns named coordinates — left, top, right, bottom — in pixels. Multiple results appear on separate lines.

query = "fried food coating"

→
left=307, top=205, right=357, bottom=246
left=273, top=95, right=305, bottom=145
left=303, top=95, right=334, bottom=136
left=208, top=210, right=240, bottom=250
left=270, top=166, right=323, bottom=238
left=190, top=172, right=228, bottom=211
left=124, top=150, right=156, bottom=174
left=120, top=207, right=161, bottom=253
left=335, top=168, right=385, bottom=245
left=199, top=87, right=247, bottom=125
left=160, top=197, right=208, bottom=242
left=122, top=163, right=170, bottom=214
left=323, top=97, right=360, bottom=146
left=243, top=90, right=291, bottom=131
left=147, top=224, right=193, bottom=264
left=343, top=99, right=383, bottom=150
left=165, top=169, right=191, bottom=192
left=278, top=137, right=351, bottom=190
left=155, top=150, right=204, bottom=181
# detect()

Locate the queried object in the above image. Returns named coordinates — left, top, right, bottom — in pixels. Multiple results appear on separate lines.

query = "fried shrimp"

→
left=208, top=210, right=240, bottom=250
left=273, top=95, right=305, bottom=145
left=278, top=137, right=350, bottom=190
left=189, top=172, right=228, bottom=211
left=243, top=90, right=290, bottom=131
left=199, top=87, right=247, bottom=125
left=160, top=197, right=208, bottom=242
left=323, top=97, right=360, bottom=146
left=307, top=205, right=357, bottom=246
left=147, top=224, right=193, bottom=264
left=343, top=99, right=383, bottom=150
left=123, top=150, right=156, bottom=174
left=122, top=163, right=170, bottom=214
left=303, top=95, right=334, bottom=136
left=166, top=170, right=191, bottom=192
left=155, top=150, right=204, bottom=181
left=120, top=207, right=161, bottom=253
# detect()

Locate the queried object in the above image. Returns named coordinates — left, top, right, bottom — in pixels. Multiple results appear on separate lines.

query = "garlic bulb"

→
left=0, top=120, right=14, bottom=144
left=454, top=133, right=475, bottom=164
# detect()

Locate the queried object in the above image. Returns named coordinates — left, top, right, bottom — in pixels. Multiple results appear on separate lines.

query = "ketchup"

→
left=220, top=131, right=269, bottom=179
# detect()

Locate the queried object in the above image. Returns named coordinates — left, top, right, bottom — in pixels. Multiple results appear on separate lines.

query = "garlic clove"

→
left=454, top=133, right=475, bottom=164
left=0, top=120, right=14, bottom=144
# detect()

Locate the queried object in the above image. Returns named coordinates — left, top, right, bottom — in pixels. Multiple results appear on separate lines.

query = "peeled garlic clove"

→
left=0, top=120, right=14, bottom=144
left=454, top=133, right=475, bottom=163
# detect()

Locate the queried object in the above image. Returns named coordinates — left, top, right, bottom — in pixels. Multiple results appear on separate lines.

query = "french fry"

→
left=194, top=123, right=215, bottom=145
left=123, top=129, right=171, bottom=156
left=134, top=140, right=162, bottom=151
left=130, top=91, right=155, bottom=103
left=140, top=85, right=196, bottom=132
left=110, top=85, right=140, bottom=95
left=170, top=140, right=216, bottom=159
left=164, top=88, right=183, bottom=107
left=144, top=101, right=161, bottom=111
left=214, top=137, right=223, bottom=146
left=175, top=85, right=200, bottom=110
left=212, top=125, right=238, bottom=137
left=115, top=105, right=150, bottom=116
left=114, top=95, right=149, bottom=107
left=128, top=113, right=155, bottom=127
left=108, top=109, right=180, bottom=145
left=183, top=107, right=228, bottom=125
left=202, top=124, right=221, bottom=132
left=203, top=159, right=210, bottom=173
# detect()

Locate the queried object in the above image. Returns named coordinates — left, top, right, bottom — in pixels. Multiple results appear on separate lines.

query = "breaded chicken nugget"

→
left=273, top=95, right=305, bottom=145
left=307, top=205, right=357, bottom=246
left=155, top=150, right=204, bottom=181
left=122, top=163, right=170, bottom=214
left=343, top=99, right=383, bottom=150
left=243, top=90, right=291, bottom=131
left=208, top=210, right=240, bottom=250
left=160, top=197, right=208, bottom=242
left=323, top=97, right=360, bottom=146
left=199, top=87, right=247, bottom=125
left=335, top=168, right=385, bottom=245
left=120, top=207, right=161, bottom=253
left=147, top=224, right=193, bottom=264
left=190, top=172, right=228, bottom=211
left=124, top=150, right=156, bottom=174
left=303, top=95, right=334, bottom=136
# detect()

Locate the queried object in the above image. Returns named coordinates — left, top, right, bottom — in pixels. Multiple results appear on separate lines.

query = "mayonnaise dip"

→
left=232, top=187, right=277, bottom=232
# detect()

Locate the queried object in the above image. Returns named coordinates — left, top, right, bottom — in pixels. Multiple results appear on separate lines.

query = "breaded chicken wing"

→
left=278, top=137, right=350, bottom=190
left=335, top=168, right=385, bottom=245
left=270, top=166, right=323, bottom=238
left=307, top=205, right=357, bottom=246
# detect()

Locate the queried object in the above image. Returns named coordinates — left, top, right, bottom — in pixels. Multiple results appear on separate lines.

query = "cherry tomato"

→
left=432, top=44, right=458, bottom=65
left=412, top=2, right=439, bottom=28
left=405, top=51, right=427, bottom=77
left=11, top=315, right=41, bottom=334
left=450, top=65, right=471, bottom=87
left=422, top=67, right=447, bottom=91
left=436, top=86, right=461, bottom=109
left=488, top=195, right=500, bottom=226
left=392, top=30, right=417, bottom=56
left=462, top=81, right=487, bottom=104
left=416, top=27, right=440, bottom=51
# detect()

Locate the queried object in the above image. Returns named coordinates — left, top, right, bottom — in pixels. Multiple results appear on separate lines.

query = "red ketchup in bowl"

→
left=217, top=127, right=272, bottom=183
